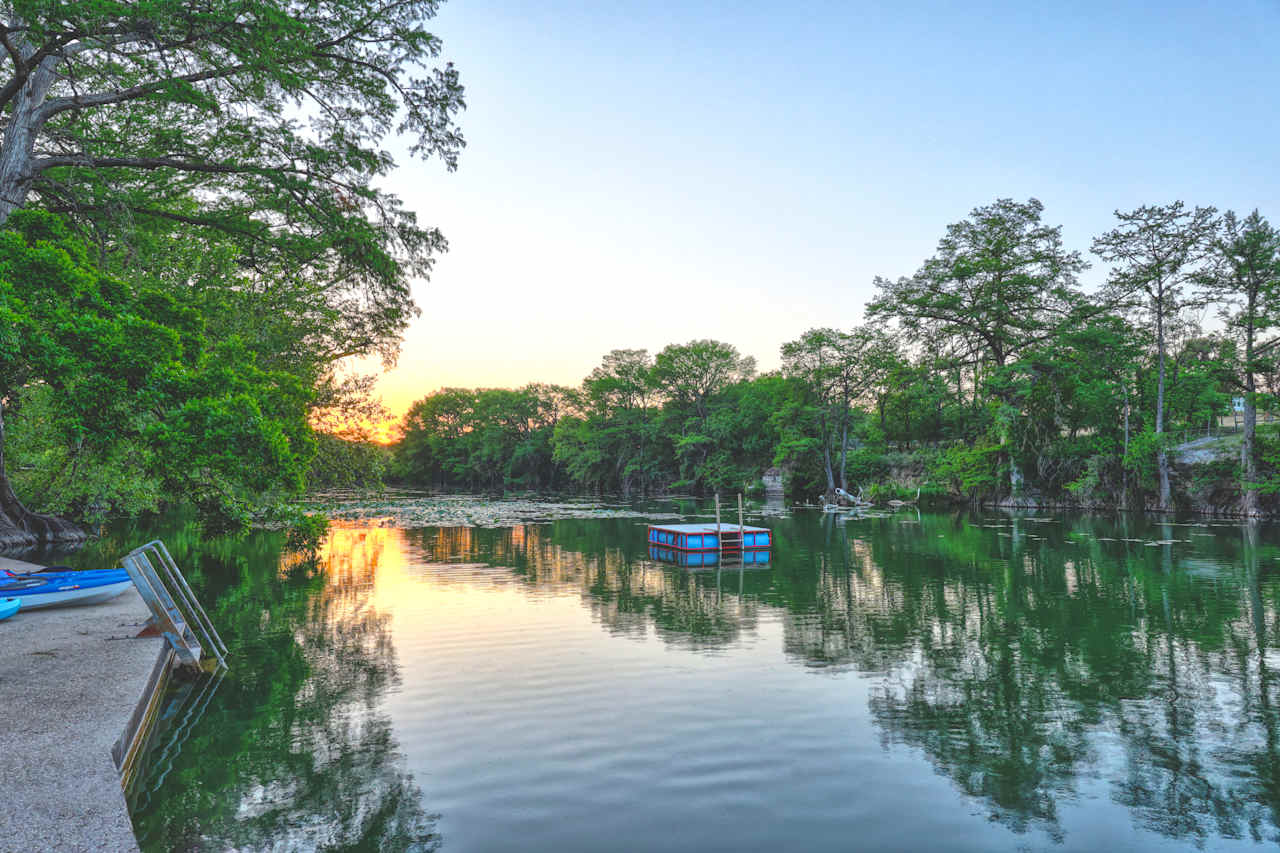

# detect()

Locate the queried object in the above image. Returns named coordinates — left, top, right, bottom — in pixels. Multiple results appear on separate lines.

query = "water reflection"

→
left=94, top=509, right=1280, bottom=850
left=395, top=512, right=1280, bottom=846
left=111, top=525, right=440, bottom=852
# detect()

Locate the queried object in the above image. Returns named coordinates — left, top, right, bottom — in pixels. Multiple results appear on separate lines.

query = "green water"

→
left=68, top=506, right=1280, bottom=851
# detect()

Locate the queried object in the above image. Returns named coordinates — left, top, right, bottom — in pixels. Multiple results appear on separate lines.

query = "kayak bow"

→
left=0, top=569, right=133, bottom=610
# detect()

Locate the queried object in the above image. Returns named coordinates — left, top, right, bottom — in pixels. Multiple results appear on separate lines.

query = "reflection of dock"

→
left=123, top=667, right=226, bottom=813
left=649, top=545, right=771, bottom=568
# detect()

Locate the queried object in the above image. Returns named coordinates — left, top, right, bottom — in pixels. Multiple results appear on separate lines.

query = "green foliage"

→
left=1250, top=431, right=1280, bottom=495
left=1065, top=454, right=1110, bottom=503
left=781, top=325, right=896, bottom=490
left=307, top=434, right=390, bottom=491
left=396, top=345, right=797, bottom=497
left=399, top=384, right=575, bottom=492
left=1, top=212, right=317, bottom=531
left=844, top=447, right=888, bottom=485
left=933, top=442, right=1003, bottom=498
left=1122, top=429, right=1165, bottom=488
left=652, top=339, right=755, bottom=417
left=0, top=0, right=466, bottom=366
left=868, top=198, right=1088, bottom=373
left=381, top=198, right=1280, bottom=513
left=7, top=385, right=163, bottom=523
left=0, top=0, right=472, bottom=542
left=284, top=513, right=331, bottom=553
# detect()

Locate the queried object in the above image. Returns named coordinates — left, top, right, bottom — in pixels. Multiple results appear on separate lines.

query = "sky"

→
left=355, top=0, right=1280, bottom=425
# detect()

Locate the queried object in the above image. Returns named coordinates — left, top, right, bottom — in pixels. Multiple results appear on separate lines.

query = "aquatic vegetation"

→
left=302, top=491, right=686, bottom=528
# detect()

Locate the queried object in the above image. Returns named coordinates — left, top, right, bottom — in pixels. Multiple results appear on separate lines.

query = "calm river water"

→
left=65, top=504, right=1280, bottom=851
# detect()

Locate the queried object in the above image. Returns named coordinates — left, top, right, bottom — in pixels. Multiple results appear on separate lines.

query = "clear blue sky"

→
left=367, top=0, right=1280, bottom=418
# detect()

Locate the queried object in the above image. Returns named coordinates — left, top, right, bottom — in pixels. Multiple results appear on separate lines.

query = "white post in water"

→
left=715, top=493, right=722, bottom=562
left=738, top=492, right=746, bottom=569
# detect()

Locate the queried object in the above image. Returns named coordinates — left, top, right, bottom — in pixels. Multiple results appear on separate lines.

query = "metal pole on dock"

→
left=736, top=493, right=745, bottom=568
left=715, top=493, right=722, bottom=563
left=738, top=491, right=746, bottom=603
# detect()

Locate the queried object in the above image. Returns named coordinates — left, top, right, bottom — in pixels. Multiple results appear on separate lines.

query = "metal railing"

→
left=121, top=540, right=228, bottom=670
left=714, top=493, right=747, bottom=567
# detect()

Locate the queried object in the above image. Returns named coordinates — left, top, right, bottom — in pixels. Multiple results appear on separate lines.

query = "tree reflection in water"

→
left=104, top=509, right=1280, bottom=849
left=115, top=523, right=441, bottom=852
left=408, top=511, right=1280, bottom=846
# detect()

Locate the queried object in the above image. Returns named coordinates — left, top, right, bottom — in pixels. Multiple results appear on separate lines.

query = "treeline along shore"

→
left=8, top=192, right=1280, bottom=550
left=387, top=198, right=1280, bottom=517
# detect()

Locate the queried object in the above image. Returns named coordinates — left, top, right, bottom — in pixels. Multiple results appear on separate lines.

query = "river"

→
left=61, top=501, right=1280, bottom=851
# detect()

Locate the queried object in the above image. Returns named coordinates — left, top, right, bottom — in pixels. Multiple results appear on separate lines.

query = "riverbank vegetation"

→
left=395, top=199, right=1280, bottom=516
left=0, top=0, right=465, bottom=548
left=0, top=0, right=1275, bottom=541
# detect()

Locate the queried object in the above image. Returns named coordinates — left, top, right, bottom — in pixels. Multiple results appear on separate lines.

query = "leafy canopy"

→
left=0, top=0, right=465, bottom=362
left=0, top=210, right=312, bottom=527
left=868, top=198, right=1087, bottom=369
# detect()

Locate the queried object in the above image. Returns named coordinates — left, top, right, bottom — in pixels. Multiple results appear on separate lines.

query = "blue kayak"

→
left=0, top=568, right=134, bottom=610
left=0, top=597, right=18, bottom=620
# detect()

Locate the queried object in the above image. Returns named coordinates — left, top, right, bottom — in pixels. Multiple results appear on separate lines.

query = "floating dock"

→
left=646, top=523, right=772, bottom=551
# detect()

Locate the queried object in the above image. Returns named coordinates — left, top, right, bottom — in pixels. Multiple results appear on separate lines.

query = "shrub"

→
left=932, top=442, right=1002, bottom=499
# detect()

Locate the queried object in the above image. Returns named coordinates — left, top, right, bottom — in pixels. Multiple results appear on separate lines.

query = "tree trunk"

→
left=0, top=40, right=77, bottom=551
left=0, top=51, right=58, bottom=228
left=994, top=364, right=1021, bottom=497
left=822, top=442, right=836, bottom=495
left=1242, top=324, right=1260, bottom=517
left=837, top=421, right=849, bottom=492
left=0, top=400, right=89, bottom=551
left=1122, top=379, right=1131, bottom=507
left=1155, top=296, right=1171, bottom=511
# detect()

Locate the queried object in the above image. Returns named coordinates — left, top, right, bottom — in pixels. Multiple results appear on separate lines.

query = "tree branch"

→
left=33, top=154, right=244, bottom=173
left=37, top=63, right=248, bottom=120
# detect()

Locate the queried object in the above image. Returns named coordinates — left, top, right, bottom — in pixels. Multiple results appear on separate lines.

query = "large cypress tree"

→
left=0, top=0, right=465, bottom=545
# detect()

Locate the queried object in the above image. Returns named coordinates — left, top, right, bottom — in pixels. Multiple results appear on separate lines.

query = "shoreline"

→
left=0, top=586, right=162, bottom=852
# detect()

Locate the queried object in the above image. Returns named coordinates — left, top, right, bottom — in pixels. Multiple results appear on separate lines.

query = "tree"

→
left=781, top=326, right=895, bottom=498
left=583, top=350, right=656, bottom=413
left=1093, top=202, right=1218, bottom=511
left=398, top=388, right=476, bottom=486
left=0, top=0, right=466, bottom=542
left=0, top=211, right=311, bottom=547
left=578, top=350, right=661, bottom=495
left=1000, top=313, right=1140, bottom=502
left=868, top=198, right=1088, bottom=495
left=0, top=0, right=463, bottom=357
left=651, top=340, right=755, bottom=419
left=651, top=340, right=755, bottom=492
left=1201, top=211, right=1280, bottom=516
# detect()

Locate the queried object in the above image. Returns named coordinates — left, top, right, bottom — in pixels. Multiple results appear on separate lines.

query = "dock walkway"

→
left=0, top=585, right=160, bottom=852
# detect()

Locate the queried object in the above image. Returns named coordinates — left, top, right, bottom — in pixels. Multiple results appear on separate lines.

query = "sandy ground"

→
left=0, top=586, right=160, bottom=852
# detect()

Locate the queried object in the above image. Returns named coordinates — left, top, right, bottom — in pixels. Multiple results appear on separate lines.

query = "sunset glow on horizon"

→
left=356, top=0, right=1279, bottom=431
